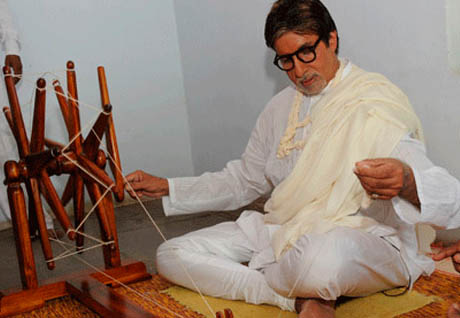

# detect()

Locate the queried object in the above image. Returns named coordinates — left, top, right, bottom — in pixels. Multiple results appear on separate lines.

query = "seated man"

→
left=126, top=0, right=460, bottom=317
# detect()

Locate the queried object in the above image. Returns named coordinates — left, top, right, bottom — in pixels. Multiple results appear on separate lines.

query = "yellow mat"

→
left=164, top=286, right=440, bottom=318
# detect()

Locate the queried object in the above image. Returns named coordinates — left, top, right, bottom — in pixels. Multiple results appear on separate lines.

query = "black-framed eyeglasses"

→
left=273, top=37, right=322, bottom=71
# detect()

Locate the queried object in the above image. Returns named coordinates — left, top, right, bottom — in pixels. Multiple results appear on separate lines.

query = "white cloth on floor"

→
left=159, top=59, right=460, bottom=309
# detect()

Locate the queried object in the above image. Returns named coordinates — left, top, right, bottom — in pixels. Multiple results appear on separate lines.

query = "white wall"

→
left=173, top=0, right=290, bottom=174
left=5, top=0, right=194, bottom=180
left=324, top=0, right=460, bottom=178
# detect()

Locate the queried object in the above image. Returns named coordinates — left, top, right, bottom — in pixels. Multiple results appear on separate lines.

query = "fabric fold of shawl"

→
left=264, top=63, right=424, bottom=259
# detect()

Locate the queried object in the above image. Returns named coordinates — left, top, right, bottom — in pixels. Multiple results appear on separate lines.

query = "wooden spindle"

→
left=66, top=61, right=83, bottom=153
left=30, top=78, right=46, bottom=154
left=97, top=66, right=124, bottom=202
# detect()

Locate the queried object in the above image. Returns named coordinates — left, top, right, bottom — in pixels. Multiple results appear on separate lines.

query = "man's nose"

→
left=292, top=56, right=308, bottom=78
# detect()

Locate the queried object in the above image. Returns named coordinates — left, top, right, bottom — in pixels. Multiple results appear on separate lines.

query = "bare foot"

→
left=448, top=303, right=460, bottom=318
left=296, top=298, right=335, bottom=318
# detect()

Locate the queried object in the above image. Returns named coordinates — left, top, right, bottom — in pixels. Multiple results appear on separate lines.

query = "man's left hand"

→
left=432, top=241, right=460, bottom=272
left=354, top=158, right=420, bottom=207
left=4, top=55, right=22, bottom=84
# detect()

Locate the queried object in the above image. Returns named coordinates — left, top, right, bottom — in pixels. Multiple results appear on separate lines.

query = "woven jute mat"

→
left=9, top=270, right=460, bottom=318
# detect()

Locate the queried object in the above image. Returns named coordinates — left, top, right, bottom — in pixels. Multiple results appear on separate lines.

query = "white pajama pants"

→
left=156, top=211, right=409, bottom=311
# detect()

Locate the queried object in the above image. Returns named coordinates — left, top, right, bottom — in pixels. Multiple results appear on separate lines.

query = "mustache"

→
left=297, top=71, right=319, bottom=84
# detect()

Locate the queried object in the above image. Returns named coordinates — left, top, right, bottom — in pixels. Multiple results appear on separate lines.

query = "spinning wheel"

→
left=0, top=61, right=153, bottom=317
left=2, top=61, right=124, bottom=275
left=0, top=61, right=236, bottom=318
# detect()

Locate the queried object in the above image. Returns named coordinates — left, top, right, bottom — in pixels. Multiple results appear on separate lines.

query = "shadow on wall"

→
left=264, top=49, right=292, bottom=97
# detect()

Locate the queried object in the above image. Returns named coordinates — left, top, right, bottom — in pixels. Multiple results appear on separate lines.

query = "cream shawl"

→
left=264, top=63, right=424, bottom=259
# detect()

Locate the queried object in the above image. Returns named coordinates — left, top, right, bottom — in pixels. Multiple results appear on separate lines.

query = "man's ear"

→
left=328, top=31, right=338, bottom=52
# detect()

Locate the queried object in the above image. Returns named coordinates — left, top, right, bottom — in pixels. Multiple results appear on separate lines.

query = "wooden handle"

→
left=97, top=66, right=111, bottom=106
left=3, top=66, right=29, bottom=158
left=4, top=161, right=39, bottom=288
left=66, top=61, right=83, bottom=153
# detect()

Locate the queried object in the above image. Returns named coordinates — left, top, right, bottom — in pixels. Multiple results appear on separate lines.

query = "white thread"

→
left=50, top=237, right=192, bottom=318
left=74, top=185, right=113, bottom=233
left=8, top=69, right=217, bottom=317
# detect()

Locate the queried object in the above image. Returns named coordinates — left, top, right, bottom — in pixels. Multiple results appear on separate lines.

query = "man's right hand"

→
left=124, top=170, right=169, bottom=199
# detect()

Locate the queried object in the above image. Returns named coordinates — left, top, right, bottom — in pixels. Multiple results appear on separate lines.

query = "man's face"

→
left=274, top=31, right=339, bottom=96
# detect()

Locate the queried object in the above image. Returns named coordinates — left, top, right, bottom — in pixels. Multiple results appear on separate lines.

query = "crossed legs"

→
left=157, top=215, right=409, bottom=317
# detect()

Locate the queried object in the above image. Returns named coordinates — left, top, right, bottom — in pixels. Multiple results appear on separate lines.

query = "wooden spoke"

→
left=77, top=154, right=115, bottom=190
left=60, top=174, right=74, bottom=207
left=84, top=180, right=113, bottom=244
left=98, top=66, right=124, bottom=202
left=66, top=61, right=83, bottom=153
left=30, top=78, right=46, bottom=154
left=2, top=106, right=20, bottom=143
left=73, top=174, right=85, bottom=249
left=83, top=104, right=112, bottom=160
left=28, top=178, right=55, bottom=270
left=44, top=137, right=65, bottom=150
left=39, top=170, right=75, bottom=240
left=52, top=80, right=73, bottom=133
left=3, top=66, right=29, bottom=158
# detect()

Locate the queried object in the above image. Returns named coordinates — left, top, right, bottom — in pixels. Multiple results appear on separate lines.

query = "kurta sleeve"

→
left=391, top=135, right=460, bottom=229
left=0, top=0, right=20, bottom=55
left=162, top=111, right=273, bottom=216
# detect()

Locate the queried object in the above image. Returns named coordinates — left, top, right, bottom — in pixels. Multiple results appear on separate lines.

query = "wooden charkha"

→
left=0, top=62, right=235, bottom=318
left=0, top=61, right=154, bottom=317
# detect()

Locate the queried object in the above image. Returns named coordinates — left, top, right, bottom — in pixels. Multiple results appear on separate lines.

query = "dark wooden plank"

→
left=66, top=276, right=158, bottom=318
left=0, top=282, right=67, bottom=317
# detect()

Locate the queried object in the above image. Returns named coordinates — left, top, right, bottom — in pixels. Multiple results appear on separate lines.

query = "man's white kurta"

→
left=160, top=60, right=460, bottom=306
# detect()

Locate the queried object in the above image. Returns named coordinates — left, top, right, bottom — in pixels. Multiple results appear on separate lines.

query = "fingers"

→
left=355, top=158, right=404, bottom=179
left=124, top=170, right=143, bottom=183
left=123, top=170, right=168, bottom=199
left=354, top=158, right=406, bottom=200
left=432, top=243, right=460, bottom=261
